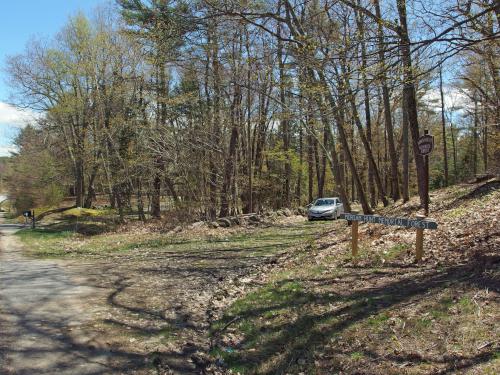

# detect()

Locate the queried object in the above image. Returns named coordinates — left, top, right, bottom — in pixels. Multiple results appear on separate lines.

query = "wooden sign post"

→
left=418, top=131, right=434, bottom=216
left=350, top=210, right=359, bottom=257
left=415, top=214, right=425, bottom=261
left=341, top=213, right=437, bottom=262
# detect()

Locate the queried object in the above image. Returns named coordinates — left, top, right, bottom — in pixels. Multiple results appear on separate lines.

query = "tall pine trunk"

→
left=402, top=90, right=410, bottom=201
left=397, top=0, right=427, bottom=209
left=439, top=66, right=449, bottom=186
left=375, top=0, right=400, bottom=202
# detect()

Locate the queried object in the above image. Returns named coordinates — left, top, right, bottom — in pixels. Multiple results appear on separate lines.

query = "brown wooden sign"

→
left=417, top=134, right=434, bottom=156
left=341, top=212, right=437, bottom=262
left=341, top=213, right=437, bottom=230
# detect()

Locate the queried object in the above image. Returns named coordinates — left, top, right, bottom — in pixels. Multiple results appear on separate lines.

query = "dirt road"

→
left=0, top=221, right=111, bottom=374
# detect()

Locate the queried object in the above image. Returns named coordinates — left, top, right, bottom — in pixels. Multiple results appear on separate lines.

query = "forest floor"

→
left=2, top=179, right=499, bottom=374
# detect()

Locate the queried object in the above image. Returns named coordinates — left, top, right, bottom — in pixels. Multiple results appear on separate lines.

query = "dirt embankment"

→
left=205, top=180, right=500, bottom=374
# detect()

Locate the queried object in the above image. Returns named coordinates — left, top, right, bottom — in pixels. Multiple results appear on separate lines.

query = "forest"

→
left=4, top=0, right=499, bottom=219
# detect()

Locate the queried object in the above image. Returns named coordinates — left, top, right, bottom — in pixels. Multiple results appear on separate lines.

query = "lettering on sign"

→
left=417, top=134, right=434, bottom=156
left=340, top=213, right=437, bottom=230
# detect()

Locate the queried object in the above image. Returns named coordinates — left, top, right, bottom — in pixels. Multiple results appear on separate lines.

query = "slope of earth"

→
left=209, top=180, right=500, bottom=374
left=9, top=215, right=332, bottom=374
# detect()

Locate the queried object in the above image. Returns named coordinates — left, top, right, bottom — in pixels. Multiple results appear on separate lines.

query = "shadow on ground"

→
left=212, top=253, right=499, bottom=374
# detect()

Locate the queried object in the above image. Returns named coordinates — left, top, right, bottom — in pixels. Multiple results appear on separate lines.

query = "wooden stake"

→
left=352, top=220, right=359, bottom=257
left=415, top=214, right=425, bottom=262
left=351, top=210, right=359, bottom=257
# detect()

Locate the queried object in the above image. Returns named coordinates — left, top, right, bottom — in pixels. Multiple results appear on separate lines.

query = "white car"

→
left=307, top=197, right=344, bottom=220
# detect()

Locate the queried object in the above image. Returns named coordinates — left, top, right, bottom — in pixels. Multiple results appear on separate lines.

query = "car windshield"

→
left=314, top=199, right=335, bottom=206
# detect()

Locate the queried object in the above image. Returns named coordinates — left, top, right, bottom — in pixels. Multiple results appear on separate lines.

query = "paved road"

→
left=0, top=220, right=110, bottom=374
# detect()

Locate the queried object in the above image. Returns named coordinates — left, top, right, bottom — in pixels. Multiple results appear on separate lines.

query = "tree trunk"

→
left=347, top=83, right=389, bottom=207
left=74, top=159, right=84, bottom=207
left=245, top=29, right=254, bottom=213
left=209, top=27, right=222, bottom=219
left=220, top=88, right=240, bottom=217
left=136, top=178, right=146, bottom=222
left=310, top=90, right=351, bottom=213
left=450, top=122, right=458, bottom=180
left=297, top=117, right=303, bottom=205
left=397, top=0, right=427, bottom=209
left=375, top=0, right=400, bottom=202
left=313, top=135, right=324, bottom=198
left=439, top=66, right=449, bottom=186
left=317, top=71, right=373, bottom=214
left=151, top=171, right=161, bottom=218
left=355, top=2, right=377, bottom=208
left=83, top=161, right=100, bottom=208
left=277, top=19, right=291, bottom=208
left=473, top=95, right=479, bottom=176
left=164, top=177, right=179, bottom=203
left=307, top=119, right=314, bottom=203
left=483, top=106, right=488, bottom=171
left=402, top=89, right=410, bottom=201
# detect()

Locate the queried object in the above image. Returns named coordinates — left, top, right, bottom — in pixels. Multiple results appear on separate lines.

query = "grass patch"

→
left=15, top=228, right=75, bottom=258
left=350, top=351, right=364, bottom=360
left=21, top=219, right=332, bottom=260
left=367, top=312, right=390, bottom=328
left=429, top=296, right=453, bottom=320
left=210, top=254, right=499, bottom=374
left=226, top=281, right=308, bottom=316
left=16, top=228, right=73, bottom=241
left=211, top=279, right=322, bottom=373
left=458, top=296, right=474, bottom=313
left=62, top=207, right=110, bottom=217
left=380, top=243, right=409, bottom=262
left=447, top=206, right=468, bottom=219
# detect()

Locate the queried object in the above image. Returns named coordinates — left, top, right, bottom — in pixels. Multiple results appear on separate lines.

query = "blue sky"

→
left=0, top=0, right=108, bottom=155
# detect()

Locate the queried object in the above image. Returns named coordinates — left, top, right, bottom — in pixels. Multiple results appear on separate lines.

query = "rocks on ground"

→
left=164, top=208, right=308, bottom=234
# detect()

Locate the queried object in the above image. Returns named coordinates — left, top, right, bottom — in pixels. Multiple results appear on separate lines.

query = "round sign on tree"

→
left=417, top=134, right=434, bottom=156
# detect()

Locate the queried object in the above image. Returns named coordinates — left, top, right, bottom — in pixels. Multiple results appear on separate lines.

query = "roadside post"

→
left=23, top=210, right=32, bottom=226
left=415, top=214, right=425, bottom=262
left=341, top=213, right=437, bottom=262
left=417, top=130, right=434, bottom=216
left=32, top=210, right=35, bottom=229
